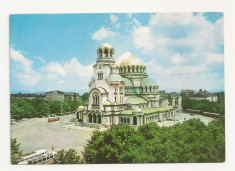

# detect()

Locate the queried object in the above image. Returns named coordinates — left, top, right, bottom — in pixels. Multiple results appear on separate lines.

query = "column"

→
left=159, top=113, right=162, bottom=122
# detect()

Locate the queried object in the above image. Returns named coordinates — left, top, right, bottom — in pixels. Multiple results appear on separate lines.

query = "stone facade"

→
left=75, top=43, right=174, bottom=127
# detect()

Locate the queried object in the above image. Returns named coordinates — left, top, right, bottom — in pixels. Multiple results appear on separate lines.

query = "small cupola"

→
left=97, top=43, right=114, bottom=58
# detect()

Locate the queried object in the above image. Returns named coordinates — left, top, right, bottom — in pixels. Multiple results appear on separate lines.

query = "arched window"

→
left=121, top=117, right=123, bottom=123
left=104, top=49, right=108, bottom=57
left=133, top=116, right=137, bottom=125
left=127, top=118, right=130, bottom=123
left=124, top=118, right=126, bottom=123
left=93, top=93, right=99, bottom=105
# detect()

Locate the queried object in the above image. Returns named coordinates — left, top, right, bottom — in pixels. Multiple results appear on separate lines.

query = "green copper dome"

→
left=122, top=78, right=133, bottom=86
left=108, top=74, right=123, bottom=82
left=141, top=77, right=158, bottom=87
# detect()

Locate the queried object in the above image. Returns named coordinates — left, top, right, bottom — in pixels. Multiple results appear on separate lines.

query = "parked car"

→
left=48, top=117, right=60, bottom=122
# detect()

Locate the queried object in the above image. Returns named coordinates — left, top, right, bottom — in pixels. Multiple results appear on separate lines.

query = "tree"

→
left=49, top=101, right=61, bottom=114
left=168, top=94, right=173, bottom=106
left=82, top=117, right=225, bottom=163
left=11, top=138, right=23, bottom=164
left=62, top=101, right=71, bottom=113
left=53, top=149, right=82, bottom=164
left=81, top=92, right=89, bottom=105
left=36, top=100, right=50, bottom=117
left=83, top=124, right=145, bottom=163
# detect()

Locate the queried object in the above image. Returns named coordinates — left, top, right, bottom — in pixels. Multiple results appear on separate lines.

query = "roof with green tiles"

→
left=120, top=106, right=173, bottom=115
left=125, top=97, right=147, bottom=104
left=108, top=74, right=123, bottom=82
left=122, top=77, right=133, bottom=86
left=141, top=77, right=158, bottom=87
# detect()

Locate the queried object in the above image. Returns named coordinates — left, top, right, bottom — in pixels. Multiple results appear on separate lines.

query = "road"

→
left=11, top=115, right=93, bottom=156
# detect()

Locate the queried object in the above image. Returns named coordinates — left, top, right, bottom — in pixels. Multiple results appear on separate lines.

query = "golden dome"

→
left=99, top=43, right=112, bottom=49
left=111, top=64, right=118, bottom=68
left=103, top=100, right=112, bottom=105
left=78, top=105, right=85, bottom=111
left=120, top=56, right=145, bottom=66
left=78, top=105, right=85, bottom=109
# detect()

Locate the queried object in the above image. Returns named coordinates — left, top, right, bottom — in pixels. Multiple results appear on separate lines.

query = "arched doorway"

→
left=97, top=114, right=101, bottom=124
left=93, top=114, right=96, bottom=123
left=159, top=98, right=163, bottom=107
left=88, top=113, right=92, bottom=123
left=133, top=116, right=137, bottom=125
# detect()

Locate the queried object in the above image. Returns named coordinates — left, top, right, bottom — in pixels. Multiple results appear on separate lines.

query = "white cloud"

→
left=92, top=27, right=115, bottom=40
left=47, top=74, right=58, bottom=80
left=133, top=17, right=141, bottom=27
left=172, top=53, right=186, bottom=64
left=35, top=56, right=45, bottom=63
left=41, top=62, right=67, bottom=76
left=10, top=48, right=41, bottom=86
left=10, top=48, right=33, bottom=73
left=64, top=58, right=93, bottom=78
left=132, top=13, right=224, bottom=56
left=132, top=26, right=154, bottom=51
left=57, top=80, right=65, bottom=84
left=149, top=13, right=196, bottom=26
left=18, top=73, right=41, bottom=86
left=110, top=14, right=118, bottom=24
left=116, top=23, right=120, bottom=28
left=116, top=52, right=132, bottom=65
left=207, top=53, right=224, bottom=63
left=39, top=57, right=93, bottom=91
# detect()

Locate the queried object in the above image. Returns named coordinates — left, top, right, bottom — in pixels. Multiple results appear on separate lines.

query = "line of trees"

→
left=82, top=116, right=225, bottom=163
left=10, top=92, right=89, bottom=120
left=181, top=92, right=225, bottom=115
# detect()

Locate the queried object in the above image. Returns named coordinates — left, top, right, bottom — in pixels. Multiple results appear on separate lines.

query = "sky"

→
left=10, top=12, right=224, bottom=94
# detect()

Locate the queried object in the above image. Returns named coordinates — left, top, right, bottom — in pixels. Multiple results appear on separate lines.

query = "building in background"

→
left=45, top=90, right=64, bottom=102
left=64, top=92, right=80, bottom=101
left=159, top=90, right=182, bottom=107
left=180, top=89, right=197, bottom=97
left=10, top=93, right=45, bottom=100
left=181, top=89, right=218, bottom=102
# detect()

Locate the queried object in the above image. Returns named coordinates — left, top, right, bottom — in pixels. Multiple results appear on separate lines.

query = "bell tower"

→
left=93, top=43, right=116, bottom=82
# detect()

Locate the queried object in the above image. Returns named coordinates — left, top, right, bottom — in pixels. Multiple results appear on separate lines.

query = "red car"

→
left=48, top=117, right=60, bottom=122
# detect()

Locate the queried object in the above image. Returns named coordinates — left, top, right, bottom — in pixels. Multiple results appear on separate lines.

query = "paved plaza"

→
left=157, top=112, right=214, bottom=127
left=11, top=112, right=214, bottom=157
left=11, top=115, right=94, bottom=156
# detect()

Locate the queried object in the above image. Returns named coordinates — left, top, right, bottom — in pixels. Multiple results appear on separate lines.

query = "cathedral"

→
left=76, top=43, right=174, bottom=128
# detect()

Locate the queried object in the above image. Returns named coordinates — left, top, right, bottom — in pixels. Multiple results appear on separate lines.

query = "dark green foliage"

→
left=11, top=138, right=23, bottom=164
left=83, top=117, right=225, bottom=163
left=80, top=92, right=89, bottom=105
left=83, top=124, right=145, bottom=163
left=168, top=94, right=173, bottom=106
left=53, top=149, right=82, bottom=164
left=10, top=98, right=82, bottom=120
left=181, top=96, right=225, bottom=115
